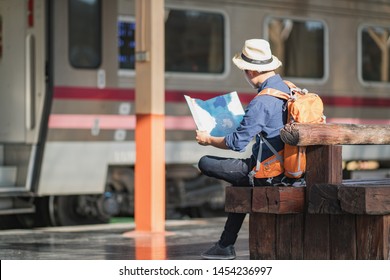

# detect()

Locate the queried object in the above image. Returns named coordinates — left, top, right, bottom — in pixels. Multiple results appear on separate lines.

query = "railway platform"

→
left=0, top=217, right=249, bottom=260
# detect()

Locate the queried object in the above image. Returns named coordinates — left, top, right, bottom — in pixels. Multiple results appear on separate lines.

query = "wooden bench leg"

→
left=276, top=214, right=304, bottom=259
left=249, top=213, right=276, bottom=260
left=329, top=214, right=357, bottom=259
left=356, top=215, right=390, bottom=260
left=249, top=213, right=304, bottom=260
left=249, top=212, right=390, bottom=259
left=303, top=214, right=390, bottom=259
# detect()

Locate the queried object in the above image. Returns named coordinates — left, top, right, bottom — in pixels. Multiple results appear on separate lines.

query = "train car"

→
left=0, top=0, right=389, bottom=227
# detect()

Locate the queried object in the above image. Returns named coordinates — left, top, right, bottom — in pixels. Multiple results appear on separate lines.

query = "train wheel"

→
left=47, top=195, right=112, bottom=226
left=0, top=215, right=26, bottom=229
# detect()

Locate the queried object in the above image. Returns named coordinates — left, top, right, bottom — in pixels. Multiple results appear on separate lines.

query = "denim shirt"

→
left=224, top=74, right=289, bottom=162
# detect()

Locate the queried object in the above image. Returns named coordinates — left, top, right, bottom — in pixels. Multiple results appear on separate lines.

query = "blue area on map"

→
left=194, top=93, right=244, bottom=137
left=213, top=96, right=228, bottom=108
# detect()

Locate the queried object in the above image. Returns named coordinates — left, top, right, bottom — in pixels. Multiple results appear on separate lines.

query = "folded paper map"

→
left=185, top=91, right=245, bottom=137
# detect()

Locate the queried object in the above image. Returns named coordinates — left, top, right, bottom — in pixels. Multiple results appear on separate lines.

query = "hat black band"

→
left=241, top=53, right=273, bottom=65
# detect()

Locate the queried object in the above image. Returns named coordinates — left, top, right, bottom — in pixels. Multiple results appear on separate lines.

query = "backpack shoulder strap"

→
left=283, top=80, right=297, bottom=89
left=258, top=87, right=290, bottom=101
left=283, top=80, right=306, bottom=95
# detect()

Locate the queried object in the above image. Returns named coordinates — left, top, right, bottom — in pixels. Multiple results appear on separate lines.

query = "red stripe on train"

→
left=54, top=87, right=135, bottom=100
left=54, top=86, right=390, bottom=108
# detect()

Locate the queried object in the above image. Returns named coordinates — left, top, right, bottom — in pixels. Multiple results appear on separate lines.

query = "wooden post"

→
left=134, top=0, right=165, bottom=233
left=303, top=145, right=343, bottom=259
left=305, top=145, right=343, bottom=191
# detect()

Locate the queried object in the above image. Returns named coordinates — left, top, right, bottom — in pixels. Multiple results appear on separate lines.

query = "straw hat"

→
left=232, top=39, right=282, bottom=72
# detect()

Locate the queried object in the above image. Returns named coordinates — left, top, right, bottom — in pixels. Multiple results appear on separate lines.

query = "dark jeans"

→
left=198, top=155, right=283, bottom=247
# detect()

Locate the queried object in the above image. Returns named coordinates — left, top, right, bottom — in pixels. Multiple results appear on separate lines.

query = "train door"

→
left=0, top=0, right=48, bottom=218
left=34, top=0, right=123, bottom=226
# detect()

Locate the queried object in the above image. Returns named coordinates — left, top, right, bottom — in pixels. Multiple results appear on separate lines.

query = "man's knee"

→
left=198, top=155, right=209, bottom=173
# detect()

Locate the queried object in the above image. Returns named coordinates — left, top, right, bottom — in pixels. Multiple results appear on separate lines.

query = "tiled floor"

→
left=0, top=217, right=249, bottom=260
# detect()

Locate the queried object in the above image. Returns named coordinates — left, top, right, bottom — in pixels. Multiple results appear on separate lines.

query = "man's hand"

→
left=195, top=130, right=229, bottom=149
left=196, top=130, right=210, bottom=146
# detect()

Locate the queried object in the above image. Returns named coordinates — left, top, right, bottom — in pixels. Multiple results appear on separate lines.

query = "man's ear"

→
left=247, top=70, right=261, bottom=78
left=245, top=70, right=254, bottom=78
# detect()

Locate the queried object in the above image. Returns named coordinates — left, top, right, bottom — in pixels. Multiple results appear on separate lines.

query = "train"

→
left=0, top=0, right=389, bottom=228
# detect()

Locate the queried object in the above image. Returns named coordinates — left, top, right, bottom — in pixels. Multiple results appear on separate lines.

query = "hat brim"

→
left=232, top=53, right=282, bottom=72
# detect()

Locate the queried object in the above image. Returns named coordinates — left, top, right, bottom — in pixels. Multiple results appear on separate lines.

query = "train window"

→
left=118, top=9, right=225, bottom=74
left=267, top=18, right=325, bottom=79
left=165, top=9, right=225, bottom=73
left=361, top=25, right=390, bottom=83
left=68, top=0, right=102, bottom=69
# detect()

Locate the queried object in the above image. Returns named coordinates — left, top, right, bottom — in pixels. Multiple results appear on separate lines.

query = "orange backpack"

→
left=248, top=81, right=325, bottom=185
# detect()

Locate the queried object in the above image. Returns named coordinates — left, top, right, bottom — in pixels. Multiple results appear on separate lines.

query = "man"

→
left=195, top=39, right=290, bottom=260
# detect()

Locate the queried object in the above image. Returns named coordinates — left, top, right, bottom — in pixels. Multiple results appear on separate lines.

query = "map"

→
left=185, top=91, right=245, bottom=137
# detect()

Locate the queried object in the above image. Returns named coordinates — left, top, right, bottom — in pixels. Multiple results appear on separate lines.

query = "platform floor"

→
left=0, top=217, right=249, bottom=260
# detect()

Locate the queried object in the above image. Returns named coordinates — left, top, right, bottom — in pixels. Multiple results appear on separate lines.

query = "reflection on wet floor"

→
left=0, top=217, right=249, bottom=260
left=124, top=230, right=175, bottom=260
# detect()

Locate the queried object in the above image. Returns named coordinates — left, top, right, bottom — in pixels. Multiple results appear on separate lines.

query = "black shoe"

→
left=201, top=242, right=236, bottom=260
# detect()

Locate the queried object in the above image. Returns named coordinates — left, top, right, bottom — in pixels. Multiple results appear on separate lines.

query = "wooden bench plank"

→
left=224, top=186, right=252, bottom=213
left=339, top=185, right=390, bottom=215
left=225, top=186, right=305, bottom=214
left=252, top=187, right=305, bottom=214
left=281, top=123, right=390, bottom=146
left=308, top=183, right=390, bottom=215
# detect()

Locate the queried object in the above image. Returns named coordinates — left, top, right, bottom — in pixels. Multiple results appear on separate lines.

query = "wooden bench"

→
left=225, top=123, right=390, bottom=260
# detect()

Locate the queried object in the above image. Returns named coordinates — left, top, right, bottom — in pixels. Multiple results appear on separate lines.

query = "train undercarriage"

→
left=0, top=163, right=226, bottom=229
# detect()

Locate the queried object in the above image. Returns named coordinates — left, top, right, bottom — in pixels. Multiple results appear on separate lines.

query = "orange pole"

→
left=134, top=114, right=165, bottom=232
left=134, top=0, right=165, bottom=233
